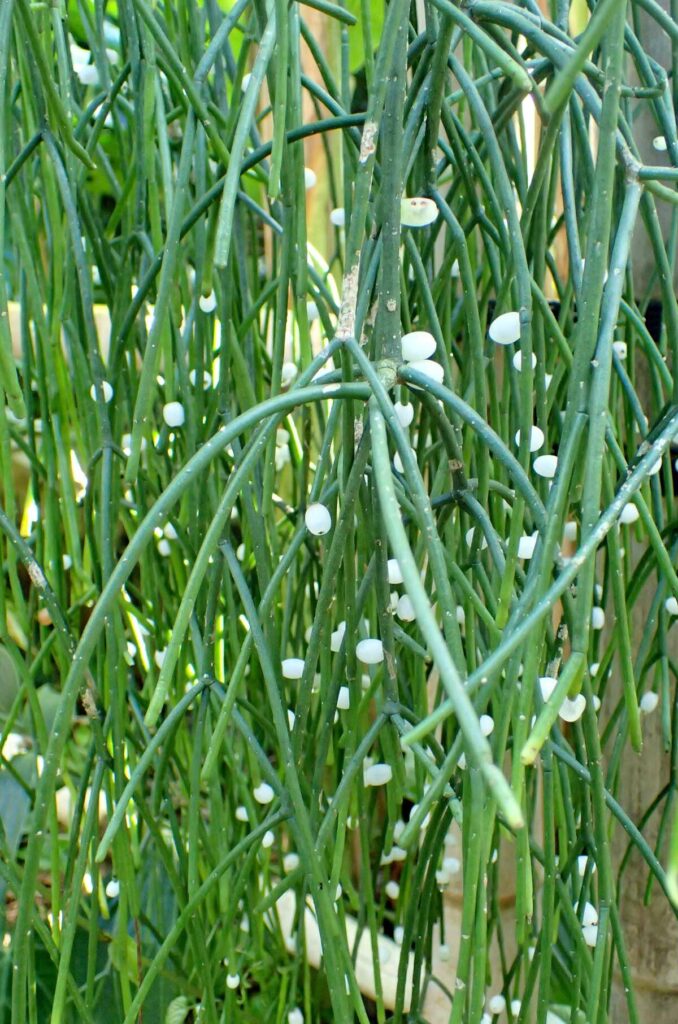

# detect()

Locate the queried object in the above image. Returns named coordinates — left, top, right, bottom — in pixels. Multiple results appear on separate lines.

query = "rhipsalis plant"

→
left=0, top=0, right=677, bottom=1022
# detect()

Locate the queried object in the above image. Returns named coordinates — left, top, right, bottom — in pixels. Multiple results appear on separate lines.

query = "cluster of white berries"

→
left=276, top=428, right=291, bottom=472
left=156, top=520, right=178, bottom=557
left=487, top=313, right=565, bottom=484
left=386, top=557, right=418, bottom=623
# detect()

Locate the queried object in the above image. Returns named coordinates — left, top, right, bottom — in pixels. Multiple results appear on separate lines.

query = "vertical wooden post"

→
left=610, top=3, right=678, bottom=1019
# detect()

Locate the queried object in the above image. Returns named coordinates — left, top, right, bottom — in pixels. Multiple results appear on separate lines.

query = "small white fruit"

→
left=387, top=559, right=404, bottom=585
left=406, top=359, right=444, bottom=386
left=640, top=691, right=659, bottom=714
left=559, top=694, right=586, bottom=723
left=305, top=503, right=332, bottom=536
left=356, top=638, right=384, bottom=664
left=199, top=290, right=217, bottom=313
left=253, top=782, right=275, bottom=804
left=394, top=401, right=414, bottom=428
left=515, top=426, right=544, bottom=452
left=163, top=401, right=185, bottom=428
left=90, top=380, right=113, bottom=403
left=337, top=686, right=350, bottom=710
left=396, top=595, right=416, bottom=621
left=401, top=330, right=436, bottom=362
left=533, top=454, right=558, bottom=478
left=281, top=658, right=305, bottom=679
left=488, top=311, right=521, bottom=345
left=401, top=196, right=438, bottom=227
left=479, top=714, right=494, bottom=737
left=364, top=763, right=393, bottom=786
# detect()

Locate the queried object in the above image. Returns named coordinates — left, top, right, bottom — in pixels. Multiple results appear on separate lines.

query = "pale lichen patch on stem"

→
left=336, top=262, right=360, bottom=341
left=27, top=560, right=46, bottom=590
left=358, top=120, right=378, bottom=164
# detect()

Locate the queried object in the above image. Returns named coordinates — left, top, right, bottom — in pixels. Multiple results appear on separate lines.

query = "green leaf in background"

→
left=165, top=995, right=191, bottom=1024
left=0, top=771, right=30, bottom=857
left=346, top=0, right=383, bottom=73
left=0, top=645, right=19, bottom=723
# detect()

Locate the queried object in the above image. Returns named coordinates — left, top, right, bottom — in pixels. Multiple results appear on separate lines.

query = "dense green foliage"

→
left=0, top=0, right=677, bottom=1021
